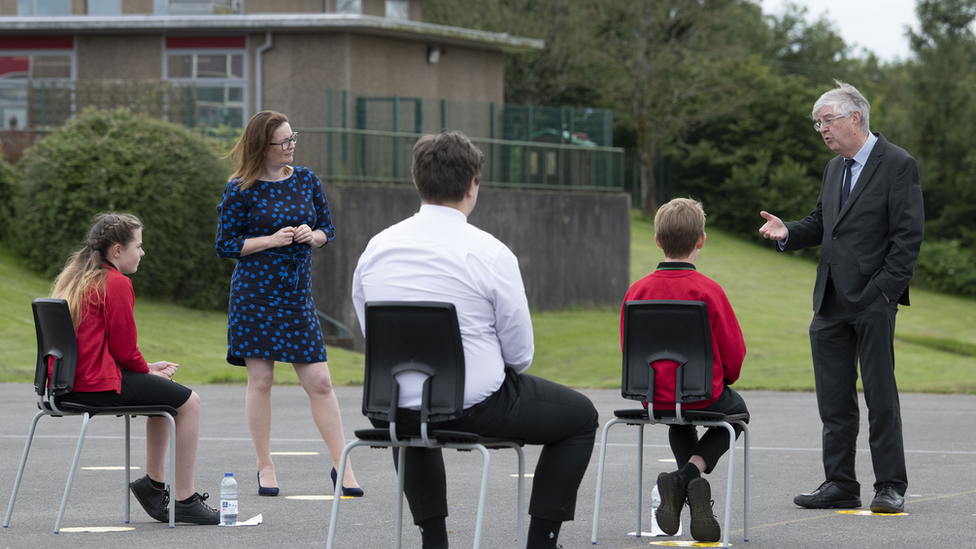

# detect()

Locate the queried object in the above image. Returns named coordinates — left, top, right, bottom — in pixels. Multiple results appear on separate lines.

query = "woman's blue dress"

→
left=215, top=166, right=335, bottom=366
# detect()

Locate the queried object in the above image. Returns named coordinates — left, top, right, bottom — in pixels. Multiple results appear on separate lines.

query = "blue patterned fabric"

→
left=215, top=167, right=335, bottom=366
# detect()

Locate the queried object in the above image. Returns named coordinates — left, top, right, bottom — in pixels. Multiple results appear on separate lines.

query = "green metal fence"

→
left=293, top=127, right=625, bottom=191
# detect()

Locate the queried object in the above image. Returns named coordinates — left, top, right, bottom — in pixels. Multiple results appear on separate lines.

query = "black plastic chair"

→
left=3, top=298, right=177, bottom=532
left=326, top=301, right=525, bottom=549
left=590, top=300, right=750, bottom=549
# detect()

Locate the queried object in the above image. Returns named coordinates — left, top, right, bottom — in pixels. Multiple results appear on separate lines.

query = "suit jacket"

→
left=782, top=133, right=924, bottom=313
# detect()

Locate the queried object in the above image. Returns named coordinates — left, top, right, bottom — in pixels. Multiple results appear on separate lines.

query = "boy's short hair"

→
left=654, top=198, right=706, bottom=259
left=412, top=131, right=485, bottom=204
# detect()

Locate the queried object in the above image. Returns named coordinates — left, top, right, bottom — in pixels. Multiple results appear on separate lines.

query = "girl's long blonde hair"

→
left=50, top=212, right=144, bottom=328
left=225, top=110, right=290, bottom=190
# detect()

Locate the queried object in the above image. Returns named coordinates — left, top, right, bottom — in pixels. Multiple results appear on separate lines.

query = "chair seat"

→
left=613, top=408, right=751, bottom=424
left=48, top=402, right=179, bottom=418
left=612, top=408, right=651, bottom=421
left=682, top=411, right=750, bottom=423
left=351, top=428, right=523, bottom=449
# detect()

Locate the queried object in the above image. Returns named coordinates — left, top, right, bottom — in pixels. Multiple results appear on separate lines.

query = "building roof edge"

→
left=0, top=14, right=544, bottom=53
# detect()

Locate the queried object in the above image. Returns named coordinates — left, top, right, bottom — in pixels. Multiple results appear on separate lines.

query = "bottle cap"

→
left=225, top=472, right=233, bottom=476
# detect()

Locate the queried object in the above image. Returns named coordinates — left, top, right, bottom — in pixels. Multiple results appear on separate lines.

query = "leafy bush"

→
left=0, top=155, right=16, bottom=243
left=913, top=239, right=976, bottom=298
left=14, top=107, right=234, bottom=309
left=675, top=74, right=830, bottom=248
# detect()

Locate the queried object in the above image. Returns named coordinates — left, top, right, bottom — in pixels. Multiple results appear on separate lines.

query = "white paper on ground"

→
left=219, top=514, right=263, bottom=527
left=633, top=509, right=681, bottom=536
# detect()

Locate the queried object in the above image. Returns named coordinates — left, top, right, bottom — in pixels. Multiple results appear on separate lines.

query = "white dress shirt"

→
left=352, top=204, right=535, bottom=409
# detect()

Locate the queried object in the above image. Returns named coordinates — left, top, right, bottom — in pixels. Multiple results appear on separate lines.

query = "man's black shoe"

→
left=793, top=480, right=861, bottom=509
left=870, top=483, right=905, bottom=513
left=655, top=471, right=686, bottom=535
left=687, top=477, right=721, bottom=543
left=174, top=492, right=220, bottom=525
left=129, top=474, right=168, bottom=522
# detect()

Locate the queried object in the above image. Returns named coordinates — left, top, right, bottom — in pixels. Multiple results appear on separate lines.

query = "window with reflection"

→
left=385, top=0, right=409, bottom=20
left=17, top=0, right=70, bottom=16
left=164, top=37, right=247, bottom=128
left=0, top=55, right=71, bottom=80
left=166, top=53, right=243, bottom=79
left=337, top=0, right=362, bottom=14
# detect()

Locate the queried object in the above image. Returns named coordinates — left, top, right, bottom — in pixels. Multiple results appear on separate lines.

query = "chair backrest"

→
left=621, top=300, right=713, bottom=406
left=32, top=298, right=78, bottom=398
left=362, top=301, right=466, bottom=426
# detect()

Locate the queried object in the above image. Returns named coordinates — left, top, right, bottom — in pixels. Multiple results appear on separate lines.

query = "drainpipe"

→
left=255, top=31, right=273, bottom=114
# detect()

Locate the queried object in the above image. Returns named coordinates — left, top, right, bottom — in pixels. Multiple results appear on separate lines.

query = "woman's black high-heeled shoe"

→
left=257, top=471, right=279, bottom=497
left=331, top=467, right=364, bottom=497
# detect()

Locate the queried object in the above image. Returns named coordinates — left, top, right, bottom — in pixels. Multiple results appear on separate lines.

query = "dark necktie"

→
left=840, top=158, right=854, bottom=208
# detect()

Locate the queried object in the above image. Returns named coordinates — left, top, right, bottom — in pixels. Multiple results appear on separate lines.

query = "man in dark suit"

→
left=758, top=81, right=924, bottom=513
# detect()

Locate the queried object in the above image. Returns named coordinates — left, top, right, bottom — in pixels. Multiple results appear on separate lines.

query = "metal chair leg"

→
left=4, top=410, right=45, bottom=528
left=591, top=417, right=626, bottom=543
left=472, top=446, right=491, bottom=549
left=55, top=412, right=93, bottom=533
left=720, top=421, right=736, bottom=549
left=514, top=445, right=525, bottom=549
left=394, top=446, right=406, bottom=549
left=325, top=439, right=370, bottom=549
left=635, top=424, right=644, bottom=537
left=125, top=415, right=131, bottom=524
left=739, top=421, right=750, bottom=542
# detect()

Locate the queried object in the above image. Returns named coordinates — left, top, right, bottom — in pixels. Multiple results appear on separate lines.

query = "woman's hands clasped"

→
left=241, top=224, right=322, bottom=256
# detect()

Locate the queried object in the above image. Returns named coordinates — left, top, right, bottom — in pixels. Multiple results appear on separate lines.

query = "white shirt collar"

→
left=851, top=132, right=878, bottom=166
left=418, top=203, right=468, bottom=223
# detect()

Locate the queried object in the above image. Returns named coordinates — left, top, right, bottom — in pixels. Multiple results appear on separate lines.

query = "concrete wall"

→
left=123, top=0, right=154, bottom=14
left=347, top=36, right=504, bottom=105
left=310, top=183, right=631, bottom=350
left=258, top=32, right=504, bottom=127
left=76, top=35, right=161, bottom=79
left=258, top=32, right=349, bottom=121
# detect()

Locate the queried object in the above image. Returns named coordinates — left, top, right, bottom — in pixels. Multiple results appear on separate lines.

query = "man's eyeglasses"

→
left=813, top=114, right=849, bottom=132
left=270, top=132, right=298, bottom=150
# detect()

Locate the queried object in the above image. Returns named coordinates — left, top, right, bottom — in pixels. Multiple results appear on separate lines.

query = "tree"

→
left=671, top=4, right=861, bottom=239
left=595, top=0, right=768, bottom=215
left=424, top=0, right=605, bottom=106
left=761, top=2, right=854, bottom=83
left=907, top=0, right=976, bottom=244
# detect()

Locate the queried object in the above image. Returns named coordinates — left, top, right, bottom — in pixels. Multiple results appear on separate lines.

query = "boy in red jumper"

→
left=620, top=198, right=749, bottom=543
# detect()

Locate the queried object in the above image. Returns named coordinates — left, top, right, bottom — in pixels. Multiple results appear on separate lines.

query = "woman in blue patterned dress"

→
left=215, top=111, right=361, bottom=497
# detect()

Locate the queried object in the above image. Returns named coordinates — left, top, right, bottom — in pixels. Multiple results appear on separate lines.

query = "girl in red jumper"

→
left=50, top=212, right=218, bottom=525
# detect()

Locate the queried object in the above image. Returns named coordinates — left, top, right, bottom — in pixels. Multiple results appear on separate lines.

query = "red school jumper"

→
left=620, top=262, right=746, bottom=411
left=49, top=263, right=150, bottom=393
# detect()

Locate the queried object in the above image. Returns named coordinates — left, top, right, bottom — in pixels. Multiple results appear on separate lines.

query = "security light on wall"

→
left=427, top=46, right=441, bottom=64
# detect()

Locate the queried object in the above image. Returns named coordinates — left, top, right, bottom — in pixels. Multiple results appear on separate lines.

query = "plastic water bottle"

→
left=651, top=480, right=661, bottom=510
left=220, top=472, right=238, bottom=526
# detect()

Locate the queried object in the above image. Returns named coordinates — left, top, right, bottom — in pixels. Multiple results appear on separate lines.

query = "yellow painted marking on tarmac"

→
left=58, top=526, right=135, bottom=532
left=509, top=473, right=534, bottom=478
left=659, top=458, right=677, bottom=463
left=836, top=510, right=909, bottom=516
left=285, top=495, right=356, bottom=500
left=270, top=451, right=319, bottom=455
left=649, top=541, right=722, bottom=547
left=723, top=490, right=976, bottom=536
left=81, top=466, right=141, bottom=471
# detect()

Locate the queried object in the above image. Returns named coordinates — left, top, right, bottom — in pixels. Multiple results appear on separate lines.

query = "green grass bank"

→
left=1, top=212, right=974, bottom=393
